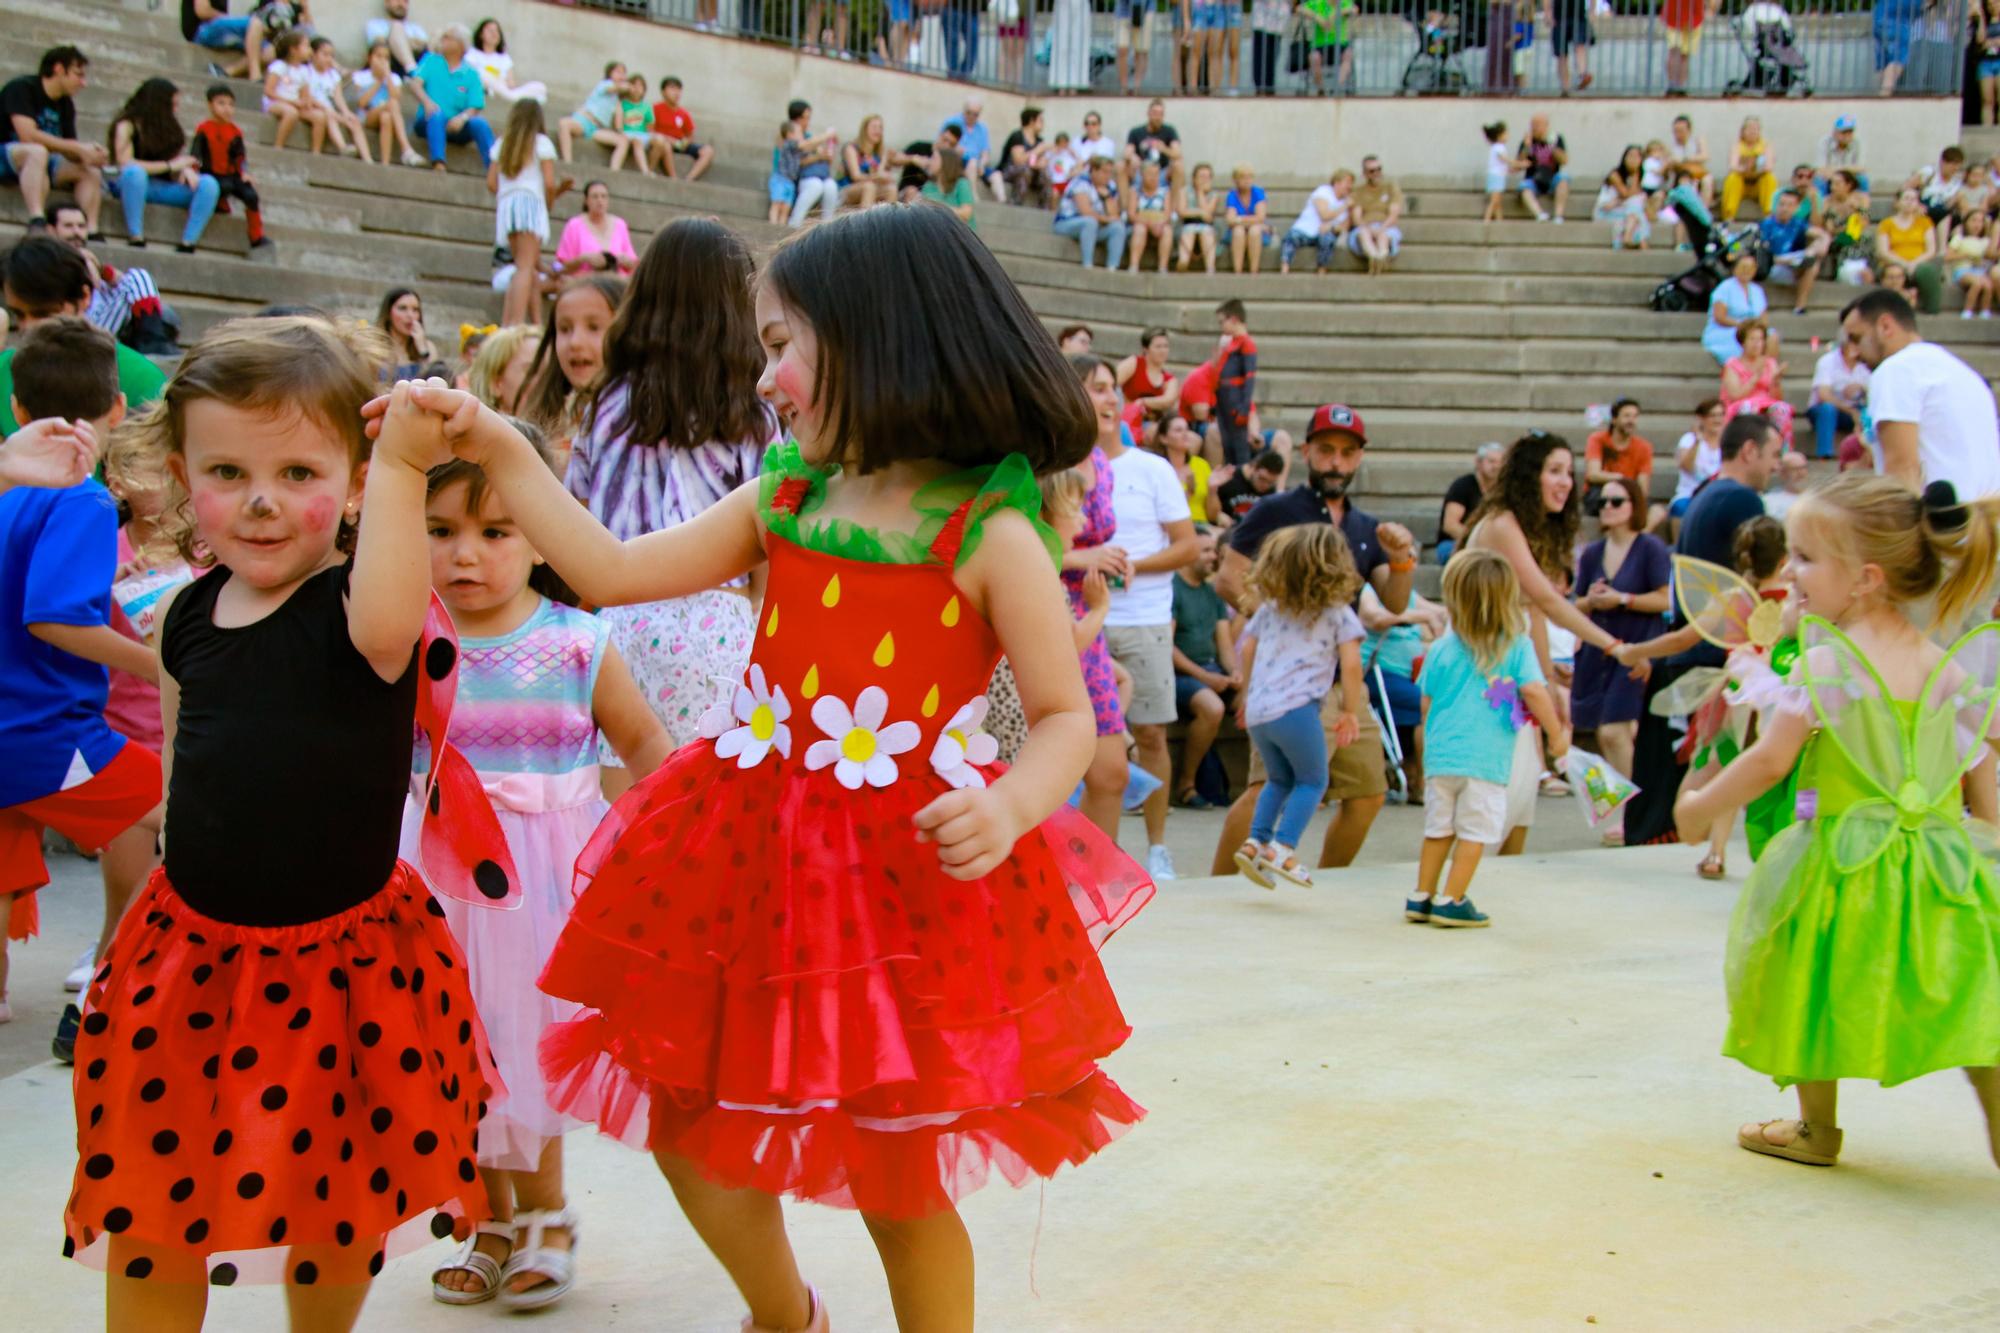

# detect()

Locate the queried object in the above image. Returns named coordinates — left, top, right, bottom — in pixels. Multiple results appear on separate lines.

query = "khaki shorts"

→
left=1116, top=10, right=1160, bottom=49
left=1665, top=25, right=1701, bottom=57
left=1105, top=623, right=1176, bottom=726
left=1424, top=774, right=1508, bottom=844
left=1245, top=691, right=1389, bottom=801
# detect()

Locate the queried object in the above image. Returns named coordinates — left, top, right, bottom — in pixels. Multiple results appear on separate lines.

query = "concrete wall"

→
left=318, top=1, right=1961, bottom=182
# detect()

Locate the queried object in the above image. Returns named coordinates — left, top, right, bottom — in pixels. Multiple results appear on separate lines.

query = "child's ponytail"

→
left=1924, top=484, right=2000, bottom=632
left=1793, top=473, right=2000, bottom=632
left=1731, top=514, right=1787, bottom=583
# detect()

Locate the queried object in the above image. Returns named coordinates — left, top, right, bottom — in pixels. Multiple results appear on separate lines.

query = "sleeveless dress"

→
left=1066, top=446, right=1126, bottom=738
left=65, top=565, right=497, bottom=1285
left=538, top=445, right=1154, bottom=1217
left=400, top=596, right=609, bottom=1171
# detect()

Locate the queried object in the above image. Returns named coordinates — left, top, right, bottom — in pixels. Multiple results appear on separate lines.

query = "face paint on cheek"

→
left=774, top=357, right=814, bottom=414
left=191, top=490, right=235, bottom=537
left=303, top=496, right=338, bottom=534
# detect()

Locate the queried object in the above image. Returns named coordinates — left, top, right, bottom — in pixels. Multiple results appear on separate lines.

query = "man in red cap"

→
left=1210, top=403, right=1417, bottom=873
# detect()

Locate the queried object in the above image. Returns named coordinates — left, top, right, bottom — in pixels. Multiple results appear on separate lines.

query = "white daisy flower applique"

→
left=930, top=696, right=1000, bottom=789
left=804, top=686, right=921, bottom=789
left=704, top=665, right=793, bottom=769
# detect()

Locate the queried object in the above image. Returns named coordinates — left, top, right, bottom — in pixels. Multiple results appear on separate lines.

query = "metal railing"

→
left=577, top=0, right=1974, bottom=98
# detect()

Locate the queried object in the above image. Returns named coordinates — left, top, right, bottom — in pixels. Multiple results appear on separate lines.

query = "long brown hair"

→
left=580, top=219, right=770, bottom=453
left=1468, top=432, right=1581, bottom=583
left=111, top=77, right=185, bottom=162
left=496, top=98, right=547, bottom=181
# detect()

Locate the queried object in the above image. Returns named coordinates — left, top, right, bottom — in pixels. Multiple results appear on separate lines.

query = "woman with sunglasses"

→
left=1567, top=477, right=1671, bottom=810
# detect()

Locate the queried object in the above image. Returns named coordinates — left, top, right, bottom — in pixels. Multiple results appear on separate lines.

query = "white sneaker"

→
left=1963, top=308, right=1976, bottom=320
left=64, top=944, right=95, bottom=993
left=1146, top=844, right=1177, bottom=881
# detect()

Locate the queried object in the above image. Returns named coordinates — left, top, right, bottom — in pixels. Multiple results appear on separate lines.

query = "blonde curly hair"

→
left=1247, top=524, right=1362, bottom=621
left=1788, top=471, right=2000, bottom=632
left=465, top=324, right=541, bottom=413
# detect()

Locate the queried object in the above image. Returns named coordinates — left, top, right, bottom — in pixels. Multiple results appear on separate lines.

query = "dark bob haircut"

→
left=763, top=203, right=1094, bottom=475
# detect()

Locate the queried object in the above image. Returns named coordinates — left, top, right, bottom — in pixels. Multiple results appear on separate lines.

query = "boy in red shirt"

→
left=190, top=84, right=272, bottom=251
left=648, top=75, right=715, bottom=181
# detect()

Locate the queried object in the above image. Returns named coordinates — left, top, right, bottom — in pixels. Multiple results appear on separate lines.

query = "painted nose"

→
left=246, top=494, right=276, bottom=519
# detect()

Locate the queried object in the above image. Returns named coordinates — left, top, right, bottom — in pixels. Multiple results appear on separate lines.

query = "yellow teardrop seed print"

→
left=765, top=605, right=779, bottom=637
left=873, top=631, right=896, bottom=667
left=801, top=663, right=820, bottom=699
left=922, top=684, right=940, bottom=717
left=940, top=595, right=961, bottom=628
left=821, top=574, right=841, bottom=608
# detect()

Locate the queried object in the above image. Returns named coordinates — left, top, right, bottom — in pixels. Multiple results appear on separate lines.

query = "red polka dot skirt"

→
left=64, top=865, right=500, bottom=1285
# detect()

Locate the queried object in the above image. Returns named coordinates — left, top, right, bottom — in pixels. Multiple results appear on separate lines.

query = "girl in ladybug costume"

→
left=374, top=204, right=1154, bottom=1333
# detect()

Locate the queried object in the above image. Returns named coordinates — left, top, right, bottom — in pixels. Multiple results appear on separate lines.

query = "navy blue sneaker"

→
left=1430, top=898, right=1491, bottom=928
left=1404, top=897, right=1433, bottom=923
left=51, top=1002, right=82, bottom=1064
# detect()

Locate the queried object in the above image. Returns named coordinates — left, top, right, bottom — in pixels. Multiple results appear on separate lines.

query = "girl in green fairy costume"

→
left=1676, top=474, right=2000, bottom=1172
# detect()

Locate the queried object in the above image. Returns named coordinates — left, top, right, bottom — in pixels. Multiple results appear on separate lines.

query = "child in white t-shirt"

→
left=1483, top=121, right=1510, bottom=222
left=302, top=36, right=368, bottom=160
left=261, top=31, right=328, bottom=154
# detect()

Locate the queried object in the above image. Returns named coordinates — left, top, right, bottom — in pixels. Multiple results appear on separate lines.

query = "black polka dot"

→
left=410, top=967, right=426, bottom=994
left=62, top=1236, right=75, bottom=1259
left=131, top=985, right=155, bottom=1005
left=369, top=1167, right=390, bottom=1194
left=263, top=982, right=290, bottom=1004
left=123, top=1257, right=153, bottom=1279
left=260, top=1086, right=288, bottom=1112
left=429, top=1212, right=454, bottom=1239
left=358, top=1022, right=382, bottom=1047
left=169, top=1176, right=195, bottom=1203
left=427, top=784, right=441, bottom=816
left=212, top=1130, right=233, bottom=1155
left=399, top=1047, right=422, bottom=1073
left=317, top=1044, right=337, bottom=1070
left=102, top=1207, right=132, bottom=1233
left=236, top=1172, right=264, bottom=1200
left=210, top=1263, right=237, bottom=1286
left=370, top=1107, right=393, bottom=1134
left=89, top=1104, right=103, bottom=1127
left=367, top=1251, right=384, bottom=1277
left=442, top=1074, right=461, bottom=1102
left=472, top=861, right=510, bottom=900
left=329, top=967, right=348, bottom=990
left=292, top=1128, right=313, bottom=1154
left=412, top=1130, right=438, bottom=1155
left=130, top=1027, right=157, bottom=1052
left=457, top=1157, right=476, bottom=1182
left=230, top=1046, right=258, bottom=1072
left=425, top=896, right=447, bottom=918
left=184, top=1218, right=208, bottom=1244
left=395, top=1189, right=408, bottom=1215
left=201, top=1055, right=220, bottom=1080
left=331, top=1092, right=347, bottom=1118
left=219, top=944, right=240, bottom=963
left=339, top=1138, right=355, bottom=1163
left=287, top=1007, right=312, bottom=1032
left=84, top=1153, right=114, bottom=1179
left=457, top=1019, right=472, bottom=1045
left=191, top=964, right=212, bottom=985
left=186, top=1011, right=214, bottom=1030
left=439, top=991, right=452, bottom=1015
left=336, top=1220, right=355, bottom=1246
left=315, top=1175, right=331, bottom=1201
left=85, top=1059, right=106, bottom=1081
left=268, top=1217, right=287, bottom=1244
left=151, top=1130, right=179, bottom=1155
left=424, top=637, right=457, bottom=681
left=390, top=966, right=407, bottom=989
left=82, top=1012, right=109, bottom=1036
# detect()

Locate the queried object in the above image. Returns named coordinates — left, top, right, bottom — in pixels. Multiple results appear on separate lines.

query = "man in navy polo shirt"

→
left=1210, top=404, right=1418, bottom=873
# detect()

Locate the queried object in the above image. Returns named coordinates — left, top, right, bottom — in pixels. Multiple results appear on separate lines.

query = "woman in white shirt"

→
left=488, top=100, right=572, bottom=326
left=1659, top=397, right=1726, bottom=536
left=469, top=19, right=549, bottom=108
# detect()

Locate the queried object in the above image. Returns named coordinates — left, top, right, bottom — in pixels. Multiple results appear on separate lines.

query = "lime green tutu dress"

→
left=1724, top=617, right=2000, bottom=1088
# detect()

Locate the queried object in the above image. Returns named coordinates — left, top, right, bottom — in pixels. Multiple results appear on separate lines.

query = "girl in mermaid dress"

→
left=1675, top=473, right=2000, bottom=1171
left=369, top=204, right=1154, bottom=1331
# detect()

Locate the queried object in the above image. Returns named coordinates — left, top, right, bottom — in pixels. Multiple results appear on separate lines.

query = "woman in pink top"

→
left=1719, top=317, right=1794, bottom=444
left=555, top=180, right=638, bottom=276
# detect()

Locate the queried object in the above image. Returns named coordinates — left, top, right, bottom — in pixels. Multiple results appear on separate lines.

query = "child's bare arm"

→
left=1520, top=680, right=1568, bottom=758
left=349, top=381, right=446, bottom=681
left=591, top=641, right=674, bottom=777
left=1625, top=621, right=1702, bottom=663
left=27, top=622, right=157, bottom=683
left=1676, top=705, right=1811, bottom=842
left=1337, top=638, right=1364, bottom=726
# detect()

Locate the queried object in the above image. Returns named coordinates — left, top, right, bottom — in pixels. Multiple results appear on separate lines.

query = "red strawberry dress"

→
left=540, top=444, right=1154, bottom=1217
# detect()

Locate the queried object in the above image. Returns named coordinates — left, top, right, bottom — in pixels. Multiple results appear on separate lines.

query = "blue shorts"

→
left=1873, top=15, right=1913, bottom=70
left=888, top=0, right=913, bottom=22
left=1194, top=4, right=1228, bottom=29
left=1175, top=664, right=1224, bottom=717
left=0, top=144, right=71, bottom=183
left=1981, top=56, right=2000, bottom=80
left=1524, top=171, right=1569, bottom=196
left=769, top=173, right=797, bottom=205
left=193, top=15, right=253, bottom=50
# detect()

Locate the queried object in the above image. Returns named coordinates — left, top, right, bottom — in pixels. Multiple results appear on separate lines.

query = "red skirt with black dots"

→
left=64, top=865, right=500, bottom=1286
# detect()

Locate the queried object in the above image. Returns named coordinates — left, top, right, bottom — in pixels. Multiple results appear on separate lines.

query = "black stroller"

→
left=1649, top=183, right=1771, bottom=313
left=1723, top=2, right=1813, bottom=97
left=1401, top=2, right=1476, bottom=93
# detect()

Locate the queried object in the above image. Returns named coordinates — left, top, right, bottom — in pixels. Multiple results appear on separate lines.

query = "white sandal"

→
left=742, top=1284, right=830, bottom=1333
left=431, top=1220, right=512, bottom=1305
left=498, top=1206, right=580, bottom=1311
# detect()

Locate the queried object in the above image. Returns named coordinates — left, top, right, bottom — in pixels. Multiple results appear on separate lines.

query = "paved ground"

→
left=6, top=816, right=1998, bottom=1330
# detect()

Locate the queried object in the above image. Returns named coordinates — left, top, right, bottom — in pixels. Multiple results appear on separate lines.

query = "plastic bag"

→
left=1562, top=748, right=1638, bottom=828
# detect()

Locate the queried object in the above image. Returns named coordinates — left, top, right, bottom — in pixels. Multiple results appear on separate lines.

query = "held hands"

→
left=1331, top=711, right=1360, bottom=748
left=361, top=379, right=501, bottom=471
left=0, top=417, right=97, bottom=490
left=912, top=787, right=1025, bottom=882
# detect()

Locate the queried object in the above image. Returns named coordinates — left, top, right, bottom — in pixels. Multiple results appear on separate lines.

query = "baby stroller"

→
left=1401, top=4, right=1473, bottom=94
left=1649, top=183, right=1771, bottom=312
left=1724, top=1, right=1812, bottom=97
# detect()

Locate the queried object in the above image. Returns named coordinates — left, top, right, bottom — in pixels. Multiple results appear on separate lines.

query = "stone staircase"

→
left=10, top=0, right=2000, bottom=560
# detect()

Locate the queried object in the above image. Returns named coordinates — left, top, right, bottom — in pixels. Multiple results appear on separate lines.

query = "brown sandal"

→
left=1697, top=853, right=1727, bottom=880
left=1737, top=1118, right=1841, bottom=1166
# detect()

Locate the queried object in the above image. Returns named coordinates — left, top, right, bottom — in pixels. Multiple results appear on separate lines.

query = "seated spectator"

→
left=1702, top=251, right=1767, bottom=364
left=1907, top=144, right=1964, bottom=229
left=1159, top=414, right=1217, bottom=523
left=1721, top=114, right=1776, bottom=221
left=1436, top=441, right=1502, bottom=561
left=1759, top=188, right=1829, bottom=316
left=1583, top=397, right=1655, bottom=513
left=1875, top=186, right=1945, bottom=313
left=44, top=202, right=177, bottom=354
left=556, top=181, right=637, bottom=275
left=1516, top=114, right=1568, bottom=222
left=1000, top=105, right=1050, bottom=209
left=921, top=148, right=976, bottom=227
left=1118, top=327, right=1180, bottom=429
left=1127, top=159, right=1174, bottom=273
left=940, top=95, right=999, bottom=200
left=1816, top=113, right=1867, bottom=193
left=1225, top=164, right=1270, bottom=274
left=1215, top=447, right=1285, bottom=525
left=193, top=84, right=272, bottom=253
left=1807, top=329, right=1868, bottom=460
left=1948, top=202, right=1999, bottom=319
left=1822, top=167, right=1874, bottom=277
left=409, top=24, right=495, bottom=170
left=1719, top=318, right=1793, bottom=443
left=649, top=76, right=714, bottom=181
left=351, top=40, right=422, bottom=167
left=1057, top=324, right=1094, bottom=354
left=1663, top=113, right=1711, bottom=206
left=366, top=0, right=429, bottom=76
left=1761, top=449, right=1810, bottom=521
left=302, top=37, right=368, bottom=160
left=839, top=115, right=900, bottom=209
left=1663, top=397, right=1725, bottom=532
left=1593, top=145, right=1651, bottom=251
left=182, top=0, right=267, bottom=80
left=262, top=32, right=331, bottom=155
left=377, top=285, right=446, bottom=381
left=557, top=61, right=627, bottom=165
left=1176, top=162, right=1221, bottom=273
left=1124, top=100, right=1183, bottom=193
left=895, top=124, right=958, bottom=203
left=1170, top=526, right=1239, bottom=810
left=467, top=18, right=547, bottom=109
left=786, top=100, right=840, bottom=226
left=614, top=73, right=656, bottom=176
left=1179, top=354, right=1217, bottom=450
left=1348, top=155, right=1405, bottom=276
left=1075, top=110, right=1118, bottom=171
left=1045, top=130, right=1080, bottom=199
left=106, top=78, right=220, bottom=255
left=1281, top=168, right=1351, bottom=276
left=1951, top=161, right=1995, bottom=244
left=0, top=238, right=165, bottom=437
left=2, top=47, right=107, bottom=238
left=1053, top=156, right=1128, bottom=269
left=1783, top=162, right=1824, bottom=224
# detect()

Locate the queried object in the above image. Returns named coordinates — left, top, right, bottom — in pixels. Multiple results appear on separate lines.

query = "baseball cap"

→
left=1833, top=115, right=1856, bottom=131
left=1307, top=403, right=1368, bottom=445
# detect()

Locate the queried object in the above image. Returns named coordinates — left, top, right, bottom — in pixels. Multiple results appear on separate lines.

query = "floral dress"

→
left=1067, top=446, right=1125, bottom=738
left=537, top=444, right=1154, bottom=1217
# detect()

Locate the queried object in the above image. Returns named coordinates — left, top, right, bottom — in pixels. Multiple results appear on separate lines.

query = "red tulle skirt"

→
left=64, top=866, right=500, bottom=1285
left=539, top=752, right=1153, bottom=1218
